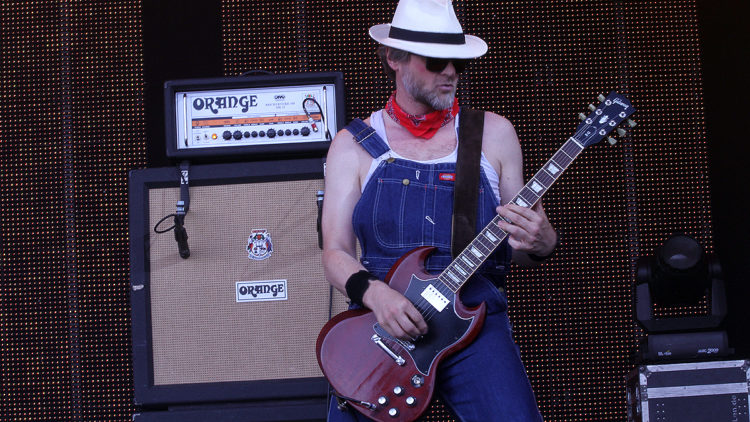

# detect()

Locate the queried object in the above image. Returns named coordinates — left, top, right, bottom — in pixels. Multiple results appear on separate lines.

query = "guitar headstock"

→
left=575, top=91, right=636, bottom=147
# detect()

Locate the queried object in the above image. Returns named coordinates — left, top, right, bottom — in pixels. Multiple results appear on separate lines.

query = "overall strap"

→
left=344, top=118, right=390, bottom=158
left=452, top=108, right=485, bottom=258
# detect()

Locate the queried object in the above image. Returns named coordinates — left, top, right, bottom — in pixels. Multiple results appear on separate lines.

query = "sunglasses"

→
left=423, top=57, right=468, bottom=74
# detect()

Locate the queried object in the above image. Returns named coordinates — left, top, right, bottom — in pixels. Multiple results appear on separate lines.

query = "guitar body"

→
left=316, top=246, right=486, bottom=422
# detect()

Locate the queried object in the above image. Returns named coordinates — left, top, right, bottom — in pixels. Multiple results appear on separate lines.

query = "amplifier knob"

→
left=251, top=131, right=258, bottom=138
left=293, top=129, right=300, bottom=136
left=233, top=131, right=242, bottom=140
left=222, top=131, right=232, bottom=140
left=301, top=127, right=311, bottom=136
left=259, top=131, right=266, bottom=137
left=267, top=129, right=276, bottom=138
left=243, top=131, right=251, bottom=138
left=285, top=129, right=292, bottom=136
left=277, top=129, right=284, bottom=137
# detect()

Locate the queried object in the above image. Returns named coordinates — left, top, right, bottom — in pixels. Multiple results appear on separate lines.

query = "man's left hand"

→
left=496, top=202, right=557, bottom=258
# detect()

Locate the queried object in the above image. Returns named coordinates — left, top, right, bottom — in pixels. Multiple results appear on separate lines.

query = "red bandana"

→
left=385, top=91, right=459, bottom=139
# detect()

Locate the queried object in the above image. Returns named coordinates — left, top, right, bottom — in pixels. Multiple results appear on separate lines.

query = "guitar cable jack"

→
left=333, top=392, right=377, bottom=410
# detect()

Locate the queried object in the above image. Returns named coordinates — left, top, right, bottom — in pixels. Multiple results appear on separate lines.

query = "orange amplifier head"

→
left=164, top=72, right=344, bottom=161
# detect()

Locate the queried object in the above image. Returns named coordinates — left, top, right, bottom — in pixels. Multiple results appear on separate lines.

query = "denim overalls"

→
left=327, top=116, right=543, bottom=422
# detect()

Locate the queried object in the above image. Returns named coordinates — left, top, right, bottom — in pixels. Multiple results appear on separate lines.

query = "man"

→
left=321, top=0, right=557, bottom=420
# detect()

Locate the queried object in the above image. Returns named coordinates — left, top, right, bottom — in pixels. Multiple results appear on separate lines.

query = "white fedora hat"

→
left=369, top=0, right=487, bottom=59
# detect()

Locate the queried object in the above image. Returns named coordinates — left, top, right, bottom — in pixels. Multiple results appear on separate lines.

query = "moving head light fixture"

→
left=634, top=234, right=732, bottom=361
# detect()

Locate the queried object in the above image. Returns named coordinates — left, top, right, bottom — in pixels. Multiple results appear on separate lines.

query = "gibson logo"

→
left=612, top=97, right=630, bottom=109
left=192, top=95, right=258, bottom=114
left=236, top=280, right=287, bottom=302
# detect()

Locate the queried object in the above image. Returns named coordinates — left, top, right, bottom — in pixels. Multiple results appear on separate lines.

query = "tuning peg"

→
left=617, top=128, right=627, bottom=137
left=578, top=112, right=587, bottom=121
left=607, top=137, right=618, bottom=145
left=627, top=119, right=637, bottom=128
left=598, top=94, right=606, bottom=102
left=588, top=104, right=597, bottom=111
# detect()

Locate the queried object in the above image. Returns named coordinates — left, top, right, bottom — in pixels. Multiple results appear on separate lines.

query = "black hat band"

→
left=388, top=26, right=466, bottom=45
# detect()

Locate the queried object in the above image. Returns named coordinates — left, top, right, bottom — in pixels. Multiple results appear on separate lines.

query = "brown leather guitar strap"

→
left=452, top=108, right=485, bottom=259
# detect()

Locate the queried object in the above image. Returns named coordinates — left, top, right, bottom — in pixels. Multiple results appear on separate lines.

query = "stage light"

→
left=634, top=234, right=731, bottom=361
left=638, top=233, right=713, bottom=305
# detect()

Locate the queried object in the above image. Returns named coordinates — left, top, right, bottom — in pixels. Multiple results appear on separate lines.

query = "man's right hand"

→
left=362, top=280, right=429, bottom=340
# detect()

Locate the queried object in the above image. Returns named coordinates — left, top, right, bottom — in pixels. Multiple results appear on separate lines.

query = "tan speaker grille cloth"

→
left=148, top=178, right=348, bottom=385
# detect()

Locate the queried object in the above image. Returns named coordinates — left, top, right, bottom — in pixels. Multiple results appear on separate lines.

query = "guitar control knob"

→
left=388, top=408, right=399, bottom=418
left=405, top=397, right=417, bottom=407
left=411, top=374, right=424, bottom=387
left=393, top=386, right=404, bottom=396
left=377, top=396, right=388, bottom=406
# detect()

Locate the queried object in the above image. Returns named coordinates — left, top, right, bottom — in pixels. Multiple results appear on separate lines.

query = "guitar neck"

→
left=438, top=137, right=585, bottom=292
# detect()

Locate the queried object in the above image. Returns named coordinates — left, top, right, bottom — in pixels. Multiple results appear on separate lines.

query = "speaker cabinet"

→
left=129, top=159, right=348, bottom=406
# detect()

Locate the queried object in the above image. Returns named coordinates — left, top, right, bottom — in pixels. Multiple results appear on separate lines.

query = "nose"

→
left=442, top=61, right=457, bottom=75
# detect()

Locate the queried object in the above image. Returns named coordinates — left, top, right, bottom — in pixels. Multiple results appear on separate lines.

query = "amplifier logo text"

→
left=192, top=95, right=258, bottom=114
left=236, top=280, right=287, bottom=303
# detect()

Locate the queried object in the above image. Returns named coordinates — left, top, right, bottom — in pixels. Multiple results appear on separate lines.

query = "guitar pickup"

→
left=371, top=335, right=406, bottom=366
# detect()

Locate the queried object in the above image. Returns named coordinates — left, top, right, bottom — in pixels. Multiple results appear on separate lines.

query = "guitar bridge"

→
left=373, top=323, right=416, bottom=351
left=371, top=335, right=406, bottom=366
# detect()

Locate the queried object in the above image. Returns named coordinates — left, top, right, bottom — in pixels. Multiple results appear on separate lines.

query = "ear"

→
left=385, top=48, right=408, bottom=72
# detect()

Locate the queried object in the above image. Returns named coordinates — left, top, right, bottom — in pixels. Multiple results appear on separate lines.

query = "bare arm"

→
left=320, top=128, right=366, bottom=294
left=481, top=112, right=558, bottom=266
left=321, top=127, right=428, bottom=339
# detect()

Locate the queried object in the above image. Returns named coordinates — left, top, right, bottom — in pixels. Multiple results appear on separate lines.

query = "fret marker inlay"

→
left=447, top=271, right=460, bottom=284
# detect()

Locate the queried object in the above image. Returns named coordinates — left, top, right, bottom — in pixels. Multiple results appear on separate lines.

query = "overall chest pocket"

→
left=371, top=177, right=454, bottom=249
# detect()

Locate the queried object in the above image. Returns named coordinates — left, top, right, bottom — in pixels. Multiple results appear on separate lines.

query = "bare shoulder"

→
left=480, top=111, right=523, bottom=171
left=483, top=111, right=516, bottom=133
left=326, top=118, right=374, bottom=190
left=328, top=117, right=372, bottom=156
left=482, top=111, right=520, bottom=150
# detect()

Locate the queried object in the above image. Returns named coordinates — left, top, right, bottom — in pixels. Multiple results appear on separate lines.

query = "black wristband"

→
left=528, top=250, right=554, bottom=262
left=345, top=270, right=377, bottom=307
left=528, top=232, right=560, bottom=262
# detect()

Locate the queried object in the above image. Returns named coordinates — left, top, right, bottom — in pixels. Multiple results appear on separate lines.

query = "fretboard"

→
left=437, top=137, right=585, bottom=292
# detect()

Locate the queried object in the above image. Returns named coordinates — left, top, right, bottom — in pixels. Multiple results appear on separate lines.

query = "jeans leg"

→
left=437, top=280, right=543, bottom=422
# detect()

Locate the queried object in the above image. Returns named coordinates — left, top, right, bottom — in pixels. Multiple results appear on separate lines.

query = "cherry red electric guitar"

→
left=316, top=92, right=636, bottom=422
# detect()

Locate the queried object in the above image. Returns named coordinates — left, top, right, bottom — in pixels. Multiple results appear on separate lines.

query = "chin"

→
left=430, top=93, right=455, bottom=110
